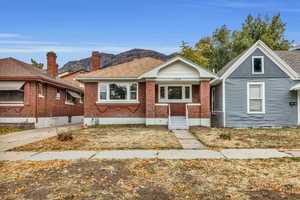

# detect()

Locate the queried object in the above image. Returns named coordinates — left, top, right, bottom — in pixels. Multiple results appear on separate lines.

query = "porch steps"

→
left=169, top=116, right=188, bottom=130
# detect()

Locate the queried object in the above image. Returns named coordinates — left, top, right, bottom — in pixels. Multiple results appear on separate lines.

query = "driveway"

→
left=0, top=123, right=82, bottom=151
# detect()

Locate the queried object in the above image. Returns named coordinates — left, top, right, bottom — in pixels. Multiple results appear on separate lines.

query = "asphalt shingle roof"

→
left=78, top=57, right=164, bottom=79
left=0, top=57, right=83, bottom=92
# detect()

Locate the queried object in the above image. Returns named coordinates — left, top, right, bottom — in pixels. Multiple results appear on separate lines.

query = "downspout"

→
left=35, top=81, right=38, bottom=124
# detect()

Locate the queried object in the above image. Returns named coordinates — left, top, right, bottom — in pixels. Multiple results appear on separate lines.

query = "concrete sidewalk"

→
left=0, top=123, right=82, bottom=151
left=0, top=149, right=297, bottom=161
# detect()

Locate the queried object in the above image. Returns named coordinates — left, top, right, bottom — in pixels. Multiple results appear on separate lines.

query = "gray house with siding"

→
left=211, top=40, right=300, bottom=128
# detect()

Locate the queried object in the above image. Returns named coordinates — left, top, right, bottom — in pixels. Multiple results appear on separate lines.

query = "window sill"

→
left=38, top=95, right=44, bottom=98
left=247, top=112, right=265, bottom=115
left=65, top=102, right=75, bottom=105
left=159, top=99, right=192, bottom=103
left=0, top=103, right=24, bottom=106
left=96, top=101, right=139, bottom=104
left=155, top=103, right=168, bottom=106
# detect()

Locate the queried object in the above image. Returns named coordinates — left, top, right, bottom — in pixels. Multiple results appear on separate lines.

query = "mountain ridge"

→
left=59, top=48, right=175, bottom=73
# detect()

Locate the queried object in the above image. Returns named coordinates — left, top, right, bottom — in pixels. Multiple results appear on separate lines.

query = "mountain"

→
left=59, top=49, right=174, bottom=73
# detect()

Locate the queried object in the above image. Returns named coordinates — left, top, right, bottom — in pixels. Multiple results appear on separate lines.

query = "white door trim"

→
left=298, top=91, right=300, bottom=125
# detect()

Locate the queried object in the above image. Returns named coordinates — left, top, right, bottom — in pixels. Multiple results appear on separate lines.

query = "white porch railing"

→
left=185, top=104, right=189, bottom=129
left=168, top=104, right=171, bottom=129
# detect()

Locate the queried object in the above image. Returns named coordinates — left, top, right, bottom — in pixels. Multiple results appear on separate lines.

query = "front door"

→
left=170, top=103, right=185, bottom=116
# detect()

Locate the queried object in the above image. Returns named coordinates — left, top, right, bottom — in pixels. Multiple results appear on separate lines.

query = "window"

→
left=110, top=83, right=127, bottom=100
left=98, top=82, right=138, bottom=102
left=252, top=56, right=264, bottom=74
left=56, top=89, right=60, bottom=100
left=159, top=85, right=192, bottom=102
left=80, top=94, right=84, bottom=104
left=99, top=84, right=107, bottom=100
left=0, top=90, right=24, bottom=103
left=38, top=83, right=44, bottom=98
left=65, top=91, right=76, bottom=105
left=168, top=86, right=182, bottom=99
left=247, top=82, right=265, bottom=114
left=211, top=87, right=216, bottom=112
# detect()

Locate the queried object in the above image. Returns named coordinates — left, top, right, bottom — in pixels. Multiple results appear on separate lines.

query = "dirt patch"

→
left=11, top=125, right=181, bottom=151
left=191, top=127, right=300, bottom=149
left=1, top=159, right=300, bottom=199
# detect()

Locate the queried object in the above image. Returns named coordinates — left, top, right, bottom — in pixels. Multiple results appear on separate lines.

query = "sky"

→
left=0, top=0, right=299, bottom=67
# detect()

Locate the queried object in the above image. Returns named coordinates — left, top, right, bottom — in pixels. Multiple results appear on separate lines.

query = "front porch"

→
left=145, top=80, right=211, bottom=129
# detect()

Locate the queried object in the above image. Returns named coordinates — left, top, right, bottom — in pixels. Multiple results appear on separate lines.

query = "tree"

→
left=31, top=59, right=44, bottom=69
left=180, top=14, right=293, bottom=72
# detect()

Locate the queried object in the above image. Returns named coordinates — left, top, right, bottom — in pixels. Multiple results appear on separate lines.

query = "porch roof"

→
left=290, top=83, right=300, bottom=91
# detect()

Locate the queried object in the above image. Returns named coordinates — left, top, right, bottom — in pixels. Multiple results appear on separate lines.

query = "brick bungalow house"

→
left=0, top=52, right=84, bottom=128
left=77, top=52, right=216, bottom=129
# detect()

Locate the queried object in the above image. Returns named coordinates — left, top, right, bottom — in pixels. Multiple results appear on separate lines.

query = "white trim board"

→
left=247, top=82, right=265, bottom=114
left=252, top=56, right=264, bottom=74
left=139, top=56, right=217, bottom=79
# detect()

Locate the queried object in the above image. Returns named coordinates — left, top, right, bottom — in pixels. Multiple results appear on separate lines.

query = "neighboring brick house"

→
left=58, top=69, right=88, bottom=88
left=0, top=52, right=84, bottom=128
left=77, top=51, right=216, bottom=129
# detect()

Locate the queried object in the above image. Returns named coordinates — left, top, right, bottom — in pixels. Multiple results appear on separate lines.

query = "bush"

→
left=57, top=132, right=73, bottom=141
left=219, top=133, right=231, bottom=140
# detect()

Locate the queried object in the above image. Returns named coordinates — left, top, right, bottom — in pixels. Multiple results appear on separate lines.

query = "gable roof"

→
left=275, top=51, right=300, bottom=75
left=139, top=56, right=217, bottom=79
left=77, top=57, right=164, bottom=79
left=0, top=57, right=83, bottom=93
left=216, top=40, right=300, bottom=80
left=290, top=45, right=300, bottom=51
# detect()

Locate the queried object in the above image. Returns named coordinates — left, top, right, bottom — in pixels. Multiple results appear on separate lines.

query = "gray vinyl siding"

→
left=224, top=48, right=298, bottom=127
left=230, top=49, right=289, bottom=78
left=211, top=83, right=224, bottom=127
left=225, top=78, right=298, bottom=127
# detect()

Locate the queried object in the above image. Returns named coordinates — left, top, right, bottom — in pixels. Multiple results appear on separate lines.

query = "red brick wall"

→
left=0, top=81, right=83, bottom=118
left=84, top=82, right=146, bottom=118
left=199, top=81, right=210, bottom=118
left=84, top=81, right=210, bottom=119
left=0, top=81, right=36, bottom=117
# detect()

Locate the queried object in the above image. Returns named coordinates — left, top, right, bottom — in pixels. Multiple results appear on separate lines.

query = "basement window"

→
left=252, top=56, right=264, bottom=74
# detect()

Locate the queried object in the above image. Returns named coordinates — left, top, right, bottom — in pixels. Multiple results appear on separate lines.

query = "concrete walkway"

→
left=0, top=149, right=296, bottom=161
left=173, top=130, right=205, bottom=149
left=0, top=123, right=82, bottom=151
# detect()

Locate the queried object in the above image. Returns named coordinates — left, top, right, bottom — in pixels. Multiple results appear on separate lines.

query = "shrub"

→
left=57, top=132, right=73, bottom=141
left=219, top=133, right=231, bottom=140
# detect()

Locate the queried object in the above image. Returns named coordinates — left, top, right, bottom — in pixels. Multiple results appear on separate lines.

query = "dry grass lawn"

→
left=0, top=128, right=23, bottom=136
left=191, top=127, right=300, bottom=149
left=1, top=158, right=300, bottom=199
left=11, top=125, right=181, bottom=151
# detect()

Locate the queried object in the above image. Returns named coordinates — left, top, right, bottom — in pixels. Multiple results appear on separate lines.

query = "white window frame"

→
left=79, top=94, right=84, bottom=104
left=65, top=90, right=76, bottom=105
left=247, top=82, right=265, bottom=114
left=158, top=84, right=192, bottom=103
left=252, top=56, right=264, bottom=74
left=97, top=82, right=139, bottom=104
left=38, top=83, right=44, bottom=98
left=211, top=87, right=216, bottom=112
left=56, top=88, right=60, bottom=100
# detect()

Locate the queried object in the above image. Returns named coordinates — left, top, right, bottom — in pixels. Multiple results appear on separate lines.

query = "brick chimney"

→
left=92, top=51, right=101, bottom=71
left=47, top=52, right=58, bottom=77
